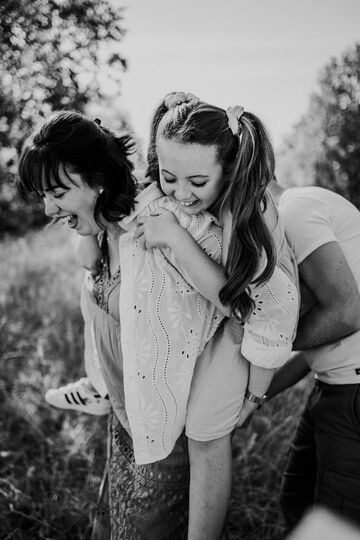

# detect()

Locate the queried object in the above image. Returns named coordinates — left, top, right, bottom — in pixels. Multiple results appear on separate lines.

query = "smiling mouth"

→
left=179, top=200, right=199, bottom=207
left=56, top=215, right=78, bottom=228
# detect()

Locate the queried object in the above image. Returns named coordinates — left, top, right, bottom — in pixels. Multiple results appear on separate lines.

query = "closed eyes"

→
left=162, top=177, right=207, bottom=188
left=38, top=189, right=66, bottom=199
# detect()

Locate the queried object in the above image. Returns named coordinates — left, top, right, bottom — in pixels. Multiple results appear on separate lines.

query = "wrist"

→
left=244, top=389, right=268, bottom=409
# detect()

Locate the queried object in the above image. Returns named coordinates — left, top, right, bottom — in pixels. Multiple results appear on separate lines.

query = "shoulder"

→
left=279, top=187, right=333, bottom=230
left=279, top=187, right=337, bottom=264
left=278, top=186, right=353, bottom=220
left=279, top=186, right=332, bottom=213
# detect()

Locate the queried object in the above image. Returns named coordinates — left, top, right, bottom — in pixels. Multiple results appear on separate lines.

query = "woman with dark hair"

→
left=19, top=112, right=137, bottom=229
left=18, top=99, right=298, bottom=539
left=18, top=109, right=227, bottom=539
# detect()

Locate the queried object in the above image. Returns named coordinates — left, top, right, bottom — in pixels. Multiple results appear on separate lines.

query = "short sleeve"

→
left=279, top=193, right=337, bottom=265
left=241, top=266, right=299, bottom=369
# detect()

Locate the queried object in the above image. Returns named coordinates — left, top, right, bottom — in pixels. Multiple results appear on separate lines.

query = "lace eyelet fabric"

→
left=92, top=263, right=121, bottom=314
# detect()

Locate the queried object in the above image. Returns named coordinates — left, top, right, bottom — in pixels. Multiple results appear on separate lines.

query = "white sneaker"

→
left=45, top=377, right=111, bottom=416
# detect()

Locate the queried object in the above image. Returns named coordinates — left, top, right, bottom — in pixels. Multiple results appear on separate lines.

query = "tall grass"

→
left=0, top=227, right=107, bottom=539
left=227, top=382, right=310, bottom=539
left=0, top=226, right=311, bottom=539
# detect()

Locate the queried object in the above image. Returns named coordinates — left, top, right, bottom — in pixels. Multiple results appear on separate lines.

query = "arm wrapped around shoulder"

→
left=241, top=266, right=299, bottom=369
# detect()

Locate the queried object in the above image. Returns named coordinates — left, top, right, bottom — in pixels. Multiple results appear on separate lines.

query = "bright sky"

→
left=111, top=0, right=360, bottom=151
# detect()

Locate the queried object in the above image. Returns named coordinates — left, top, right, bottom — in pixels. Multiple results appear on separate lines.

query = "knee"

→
left=188, top=434, right=232, bottom=466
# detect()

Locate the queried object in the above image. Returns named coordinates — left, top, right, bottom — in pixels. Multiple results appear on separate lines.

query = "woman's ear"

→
left=91, top=171, right=104, bottom=191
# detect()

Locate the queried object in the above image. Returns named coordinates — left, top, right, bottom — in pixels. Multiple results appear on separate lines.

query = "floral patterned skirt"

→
left=107, top=411, right=190, bottom=540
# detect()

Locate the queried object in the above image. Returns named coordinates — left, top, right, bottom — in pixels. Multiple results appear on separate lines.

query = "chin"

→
left=76, top=226, right=97, bottom=236
left=79, top=221, right=102, bottom=236
left=183, top=206, right=203, bottom=215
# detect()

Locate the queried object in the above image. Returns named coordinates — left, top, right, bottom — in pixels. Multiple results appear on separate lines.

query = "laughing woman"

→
left=18, top=110, right=230, bottom=539
left=17, top=100, right=298, bottom=539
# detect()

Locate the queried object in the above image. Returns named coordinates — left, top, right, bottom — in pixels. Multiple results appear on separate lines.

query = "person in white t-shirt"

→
left=268, top=182, right=360, bottom=531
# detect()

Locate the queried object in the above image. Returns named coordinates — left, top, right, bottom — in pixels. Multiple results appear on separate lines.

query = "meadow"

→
left=0, top=226, right=311, bottom=539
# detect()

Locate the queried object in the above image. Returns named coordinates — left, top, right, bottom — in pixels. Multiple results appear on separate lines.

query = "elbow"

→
left=216, top=293, right=231, bottom=317
left=220, top=304, right=231, bottom=318
left=188, top=435, right=232, bottom=465
left=340, top=300, right=360, bottom=335
left=344, top=314, right=360, bottom=335
left=346, top=318, right=360, bottom=335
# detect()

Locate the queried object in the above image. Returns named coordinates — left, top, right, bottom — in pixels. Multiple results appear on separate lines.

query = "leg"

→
left=313, top=382, right=360, bottom=527
left=188, top=434, right=232, bottom=540
left=280, top=386, right=318, bottom=533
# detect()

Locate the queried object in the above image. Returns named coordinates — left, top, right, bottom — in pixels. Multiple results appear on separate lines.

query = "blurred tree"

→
left=276, top=98, right=325, bottom=188
left=277, top=42, right=360, bottom=207
left=314, top=43, right=360, bottom=205
left=0, top=0, right=127, bottom=235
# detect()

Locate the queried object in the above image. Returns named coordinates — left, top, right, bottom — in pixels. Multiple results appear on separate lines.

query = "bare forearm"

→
left=248, top=364, right=276, bottom=396
left=266, top=352, right=311, bottom=400
left=294, top=303, right=360, bottom=350
left=295, top=242, right=360, bottom=350
left=236, top=364, right=276, bottom=427
left=169, top=228, right=230, bottom=315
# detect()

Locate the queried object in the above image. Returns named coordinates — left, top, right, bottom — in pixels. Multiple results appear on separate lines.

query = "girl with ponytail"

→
left=145, top=94, right=280, bottom=321
left=135, top=91, right=299, bottom=536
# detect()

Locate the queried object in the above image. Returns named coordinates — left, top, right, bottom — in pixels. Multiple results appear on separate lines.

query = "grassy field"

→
left=0, top=226, right=311, bottom=539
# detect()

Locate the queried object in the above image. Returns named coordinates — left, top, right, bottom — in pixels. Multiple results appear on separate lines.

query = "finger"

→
left=136, top=216, right=147, bottom=226
left=242, top=417, right=252, bottom=429
left=150, top=206, right=171, bottom=216
left=236, top=417, right=250, bottom=430
left=136, top=235, right=146, bottom=250
left=134, top=225, right=144, bottom=240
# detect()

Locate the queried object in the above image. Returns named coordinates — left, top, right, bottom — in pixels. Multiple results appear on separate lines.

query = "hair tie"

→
left=94, top=118, right=102, bottom=126
left=226, top=106, right=244, bottom=135
left=164, top=92, right=200, bottom=110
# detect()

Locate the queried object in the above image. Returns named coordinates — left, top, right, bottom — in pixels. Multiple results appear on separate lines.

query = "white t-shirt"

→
left=279, top=186, right=360, bottom=384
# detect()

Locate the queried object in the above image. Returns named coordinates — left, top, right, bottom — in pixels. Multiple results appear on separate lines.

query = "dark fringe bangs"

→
left=18, top=146, right=70, bottom=195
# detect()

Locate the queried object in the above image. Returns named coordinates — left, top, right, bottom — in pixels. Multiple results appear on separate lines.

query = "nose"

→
left=43, top=193, right=59, bottom=217
left=174, top=182, right=192, bottom=201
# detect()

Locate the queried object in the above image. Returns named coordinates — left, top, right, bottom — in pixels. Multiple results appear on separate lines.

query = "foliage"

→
left=314, top=43, right=360, bottom=205
left=0, top=0, right=127, bottom=236
left=277, top=42, right=360, bottom=207
left=0, top=227, right=107, bottom=539
left=276, top=99, right=325, bottom=188
left=0, top=226, right=312, bottom=539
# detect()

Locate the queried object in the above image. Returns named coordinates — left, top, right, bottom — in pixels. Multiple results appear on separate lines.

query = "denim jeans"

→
left=280, top=381, right=360, bottom=532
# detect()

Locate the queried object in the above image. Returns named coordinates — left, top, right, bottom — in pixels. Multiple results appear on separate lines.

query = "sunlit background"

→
left=113, top=0, right=360, bottom=149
